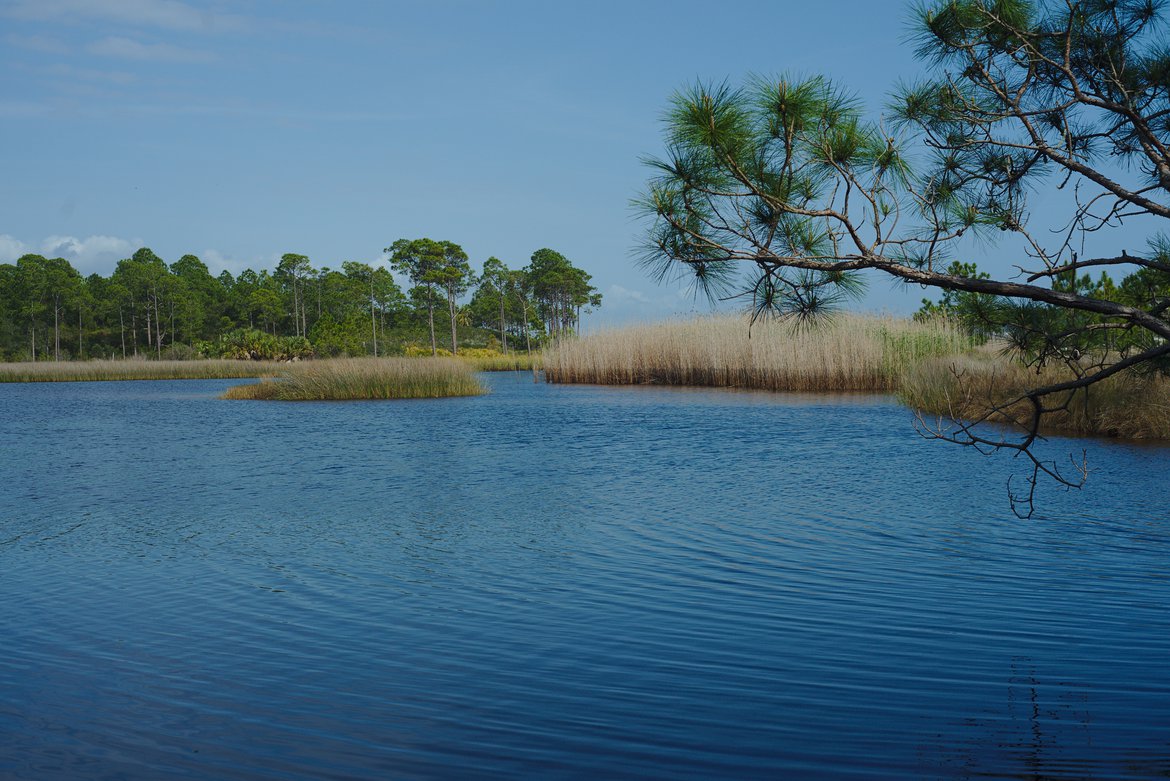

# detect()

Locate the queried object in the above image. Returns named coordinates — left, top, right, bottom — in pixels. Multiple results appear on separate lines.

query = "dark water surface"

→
left=1, top=373, right=1168, bottom=779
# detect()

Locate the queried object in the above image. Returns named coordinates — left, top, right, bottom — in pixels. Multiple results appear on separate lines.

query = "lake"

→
left=1, top=372, right=1167, bottom=779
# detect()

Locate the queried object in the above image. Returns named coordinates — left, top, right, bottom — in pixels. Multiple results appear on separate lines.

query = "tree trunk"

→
left=524, top=309, right=532, bottom=356
left=499, top=292, right=507, bottom=354
left=53, top=299, right=60, bottom=361
left=300, top=279, right=307, bottom=339
left=78, top=308, right=83, bottom=359
left=119, top=308, right=126, bottom=358
left=155, top=295, right=163, bottom=359
left=370, top=280, right=378, bottom=357
left=427, top=290, right=437, bottom=356
left=30, top=324, right=35, bottom=362
left=448, top=288, right=458, bottom=355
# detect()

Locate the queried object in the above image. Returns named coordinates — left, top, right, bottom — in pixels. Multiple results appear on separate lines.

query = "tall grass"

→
left=459, top=353, right=540, bottom=372
left=403, top=345, right=540, bottom=371
left=901, top=348, right=1170, bottom=439
left=543, top=314, right=975, bottom=392
left=222, top=357, right=485, bottom=400
left=0, top=359, right=284, bottom=383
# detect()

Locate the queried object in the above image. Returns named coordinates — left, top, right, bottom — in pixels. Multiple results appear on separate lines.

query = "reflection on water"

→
left=0, top=373, right=1167, bottom=779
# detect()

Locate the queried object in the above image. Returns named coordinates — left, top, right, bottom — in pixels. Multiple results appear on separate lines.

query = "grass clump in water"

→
left=0, top=358, right=283, bottom=383
left=222, top=357, right=485, bottom=400
left=543, top=314, right=974, bottom=392
left=900, top=348, right=1170, bottom=439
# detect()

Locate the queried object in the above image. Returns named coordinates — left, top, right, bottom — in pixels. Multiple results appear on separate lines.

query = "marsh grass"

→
left=0, top=359, right=283, bottom=383
left=901, top=349, right=1170, bottom=439
left=543, top=314, right=975, bottom=392
left=400, top=345, right=538, bottom=371
left=222, top=357, right=485, bottom=400
left=460, top=353, right=540, bottom=372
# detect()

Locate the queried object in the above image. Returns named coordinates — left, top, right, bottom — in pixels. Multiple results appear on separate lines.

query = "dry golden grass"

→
left=0, top=358, right=283, bottom=383
left=222, top=357, right=485, bottom=400
left=402, top=345, right=540, bottom=371
left=459, top=353, right=540, bottom=372
left=543, top=314, right=975, bottom=392
left=900, top=348, right=1170, bottom=439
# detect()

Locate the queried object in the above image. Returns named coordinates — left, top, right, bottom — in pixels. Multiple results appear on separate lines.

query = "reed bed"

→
left=459, top=353, right=540, bottom=372
left=222, top=357, right=485, bottom=401
left=0, top=359, right=284, bottom=383
left=543, top=314, right=975, bottom=392
left=901, top=349, right=1170, bottom=439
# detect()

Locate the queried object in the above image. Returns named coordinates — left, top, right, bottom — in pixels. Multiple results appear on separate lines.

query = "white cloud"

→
left=40, top=235, right=141, bottom=274
left=590, top=283, right=714, bottom=326
left=5, top=0, right=246, bottom=32
left=87, top=35, right=213, bottom=63
left=0, top=234, right=144, bottom=273
left=199, top=248, right=257, bottom=277
left=0, top=235, right=30, bottom=262
left=606, top=284, right=651, bottom=304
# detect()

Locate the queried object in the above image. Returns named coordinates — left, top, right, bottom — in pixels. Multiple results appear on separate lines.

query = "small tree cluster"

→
left=465, top=248, right=602, bottom=354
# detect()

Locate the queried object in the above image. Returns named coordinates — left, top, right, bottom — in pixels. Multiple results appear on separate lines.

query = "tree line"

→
left=0, top=242, right=601, bottom=361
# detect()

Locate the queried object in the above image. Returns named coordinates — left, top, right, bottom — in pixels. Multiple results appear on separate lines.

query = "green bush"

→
left=207, top=329, right=315, bottom=361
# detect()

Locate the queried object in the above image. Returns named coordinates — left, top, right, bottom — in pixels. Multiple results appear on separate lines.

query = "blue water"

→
left=1, top=373, right=1168, bottom=779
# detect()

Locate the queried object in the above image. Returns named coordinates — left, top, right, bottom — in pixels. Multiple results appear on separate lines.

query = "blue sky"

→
left=1, top=0, right=1023, bottom=323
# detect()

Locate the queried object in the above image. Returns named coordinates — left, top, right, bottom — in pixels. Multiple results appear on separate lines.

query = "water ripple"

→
left=0, top=376, right=1168, bottom=779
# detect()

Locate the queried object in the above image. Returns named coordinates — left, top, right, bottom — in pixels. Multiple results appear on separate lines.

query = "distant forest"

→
left=0, top=242, right=601, bottom=361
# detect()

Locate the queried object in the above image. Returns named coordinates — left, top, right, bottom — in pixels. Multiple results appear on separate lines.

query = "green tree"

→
left=477, top=257, right=513, bottom=353
left=251, top=285, right=284, bottom=336
left=0, top=263, right=23, bottom=359
left=342, top=261, right=405, bottom=356
left=370, top=266, right=406, bottom=341
left=83, top=273, right=123, bottom=358
left=73, top=272, right=94, bottom=359
left=527, top=248, right=601, bottom=338
left=14, top=254, right=49, bottom=360
left=11, top=254, right=85, bottom=360
left=40, top=256, right=82, bottom=361
left=387, top=238, right=446, bottom=355
left=229, top=269, right=262, bottom=330
left=275, top=253, right=315, bottom=338
left=510, top=268, right=538, bottom=355
left=636, top=0, right=1170, bottom=509
left=915, top=261, right=1007, bottom=340
left=106, top=278, right=133, bottom=358
left=110, top=248, right=173, bottom=358
left=171, top=254, right=224, bottom=342
left=435, top=241, right=473, bottom=355
left=308, top=312, right=365, bottom=357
